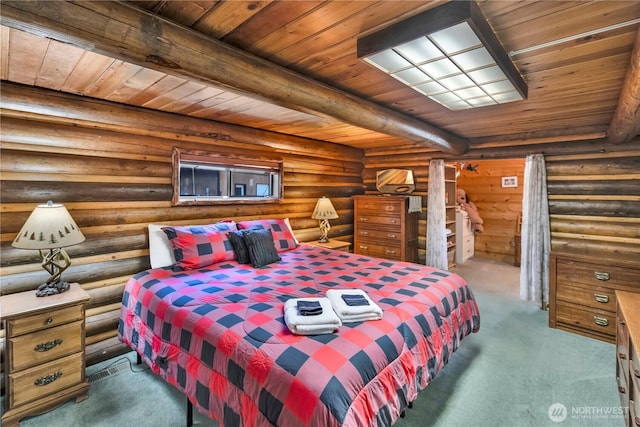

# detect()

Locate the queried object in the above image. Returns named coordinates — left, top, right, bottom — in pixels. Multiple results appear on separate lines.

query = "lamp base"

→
left=36, top=248, right=72, bottom=297
left=318, top=219, right=331, bottom=243
left=35, top=279, right=71, bottom=297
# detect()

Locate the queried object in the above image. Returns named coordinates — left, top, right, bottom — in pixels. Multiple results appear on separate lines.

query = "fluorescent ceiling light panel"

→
left=357, top=0, right=527, bottom=110
left=430, top=22, right=481, bottom=54
left=392, top=68, right=431, bottom=85
left=395, top=37, right=443, bottom=63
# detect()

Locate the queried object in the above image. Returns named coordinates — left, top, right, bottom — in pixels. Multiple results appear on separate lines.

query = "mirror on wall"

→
left=376, top=169, right=415, bottom=194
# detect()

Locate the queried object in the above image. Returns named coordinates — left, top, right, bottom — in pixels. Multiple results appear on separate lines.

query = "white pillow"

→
left=284, top=217, right=299, bottom=244
left=148, top=224, right=176, bottom=269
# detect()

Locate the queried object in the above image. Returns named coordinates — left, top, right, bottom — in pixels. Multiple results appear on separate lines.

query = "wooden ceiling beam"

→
left=608, top=28, right=640, bottom=144
left=0, top=1, right=469, bottom=155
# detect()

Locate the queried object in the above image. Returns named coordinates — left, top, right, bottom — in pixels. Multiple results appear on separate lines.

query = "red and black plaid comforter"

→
left=118, top=244, right=480, bottom=427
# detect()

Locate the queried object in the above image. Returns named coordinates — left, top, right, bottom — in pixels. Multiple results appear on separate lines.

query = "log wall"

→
left=0, top=83, right=365, bottom=367
left=546, top=149, right=640, bottom=255
left=363, top=140, right=640, bottom=264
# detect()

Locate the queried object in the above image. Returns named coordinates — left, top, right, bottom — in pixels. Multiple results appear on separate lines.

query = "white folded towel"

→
left=326, top=289, right=383, bottom=323
left=283, top=297, right=342, bottom=335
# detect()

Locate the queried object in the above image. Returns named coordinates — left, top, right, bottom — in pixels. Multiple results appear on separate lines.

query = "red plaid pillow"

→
left=237, top=219, right=298, bottom=253
left=162, top=222, right=237, bottom=269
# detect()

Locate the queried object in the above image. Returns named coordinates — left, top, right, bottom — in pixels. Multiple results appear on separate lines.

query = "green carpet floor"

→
left=14, top=259, right=623, bottom=427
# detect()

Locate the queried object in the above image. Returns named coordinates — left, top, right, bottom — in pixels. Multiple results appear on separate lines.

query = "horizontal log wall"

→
left=363, top=139, right=640, bottom=265
left=0, top=83, right=365, bottom=368
left=457, top=159, right=525, bottom=263
left=546, top=148, right=640, bottom=255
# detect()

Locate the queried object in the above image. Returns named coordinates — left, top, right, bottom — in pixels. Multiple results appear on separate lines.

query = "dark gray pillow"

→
left=228, top=231, right=251, bottom=264
left=242, top=228, right=281, bottom=268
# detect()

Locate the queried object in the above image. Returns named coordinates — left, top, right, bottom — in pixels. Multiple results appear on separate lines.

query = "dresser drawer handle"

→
left=594, top=271, right=610, bottom=281
left=34, top=338, right=63, bottom=352
left=618, top=385, right=626, bottom=394
left=634, top=369, right=640, bottom=378
left=593, top=294, right=609, bottom=304
left=387, top=234, right=397, bottom=239
left=359, top=245, right=368, bottom=250
left=360, top=217, right=369, bottom=222
left=360, top=231, right=369, bottom=236
left=34, top=371, right=63, bottom=386
left=619, top=352, right=627, bottom=360
left=385, top=250, right=397, bottom=255
left=45, top=317, right=54, bottom=325
left=593, top=316, right=609, bottom=327
left=387, top=219, right=398, bottom=224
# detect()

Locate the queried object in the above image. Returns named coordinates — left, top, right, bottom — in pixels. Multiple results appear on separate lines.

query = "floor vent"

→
left=88, top=361, right=130, bottom=383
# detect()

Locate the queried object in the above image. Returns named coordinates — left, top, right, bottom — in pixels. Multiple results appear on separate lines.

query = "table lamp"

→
left=12, top=201, right=85, bottom=296
left=311, top=196, right=338, bottom=243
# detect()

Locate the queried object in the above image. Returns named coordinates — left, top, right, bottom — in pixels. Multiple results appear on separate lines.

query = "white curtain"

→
left=520, top=154, right=551, bottom=309
left=426, top=159, right=448, bottom=270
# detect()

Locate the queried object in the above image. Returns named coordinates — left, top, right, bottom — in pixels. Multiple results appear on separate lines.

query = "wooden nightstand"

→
left=1, top=283, right=91, bottom=427
left=307, top=239, right=352, bottom=252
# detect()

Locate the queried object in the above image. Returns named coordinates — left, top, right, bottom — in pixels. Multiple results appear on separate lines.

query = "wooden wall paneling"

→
left=456, top=159, right=525, bottom=263
left=546, top=149, right=640, bottom=257
left=221, top=1, right=323, bottom=49
left=0, top=84, right=364, bottom=366
left=190, top=1, right=273, bottom=40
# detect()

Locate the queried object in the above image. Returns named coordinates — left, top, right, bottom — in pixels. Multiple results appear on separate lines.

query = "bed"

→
left=118, top=219, right=480, bottom=427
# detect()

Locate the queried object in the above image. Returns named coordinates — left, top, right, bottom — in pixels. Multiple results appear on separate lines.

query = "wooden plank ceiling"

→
left=1, top=1, right=639, bottom=153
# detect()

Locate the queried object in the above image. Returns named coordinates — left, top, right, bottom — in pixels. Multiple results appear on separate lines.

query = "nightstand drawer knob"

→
left=593, top=316, right=609, bottom=327
left=34, top=338, right=63, bottom=352
left=34, top=371, right=63, bottom=386
left=593, top=294, right=609, bottom=303
left=594, top=271, right=610, bottom=281
left=45, top=317, right=54, bottom=325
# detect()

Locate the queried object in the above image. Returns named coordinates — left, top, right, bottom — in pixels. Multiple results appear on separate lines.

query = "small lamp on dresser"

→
left=12, top=200, right=85, bottom=296
left=312, top=196, right=339, bottom=243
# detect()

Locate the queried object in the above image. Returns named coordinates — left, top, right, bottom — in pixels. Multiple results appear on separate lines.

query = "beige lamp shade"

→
left=311, top=197, right=338, bottom=243
left=12, top=201, right=85, bottom=250
left=311, top=197, right=339, bottom=220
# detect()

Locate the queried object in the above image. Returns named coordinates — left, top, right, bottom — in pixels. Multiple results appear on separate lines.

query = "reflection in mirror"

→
left=376, top=169, right=415, bottom=194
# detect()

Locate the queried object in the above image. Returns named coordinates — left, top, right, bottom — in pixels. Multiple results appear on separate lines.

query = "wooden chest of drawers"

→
left=1, top=283, right=91, bottom=427
left=616, top=291, right=640, bottom=427
left=549, top=251, right=640, bottom=343
left=352, top=195, right=418, bottom=262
